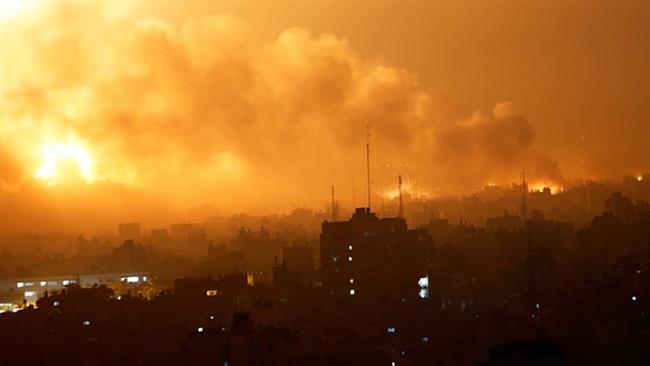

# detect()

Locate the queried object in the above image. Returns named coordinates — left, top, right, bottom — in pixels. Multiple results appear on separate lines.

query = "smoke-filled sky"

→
left=1, top=1, right=649, bottom=232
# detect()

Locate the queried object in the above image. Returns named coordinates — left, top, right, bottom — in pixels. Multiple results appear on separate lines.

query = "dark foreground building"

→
left=320, top=208, right=432, bottom=301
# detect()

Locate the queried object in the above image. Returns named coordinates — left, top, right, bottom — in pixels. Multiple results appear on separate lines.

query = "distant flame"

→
left=383, top=182, right=430, bottom=200
left=529, top=182, right=562, bottom=194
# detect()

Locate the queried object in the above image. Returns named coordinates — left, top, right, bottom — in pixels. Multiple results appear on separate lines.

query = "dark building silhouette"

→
left=483, top=339, right=564, bottom=366
left=118, top=222, right=141, bottom=243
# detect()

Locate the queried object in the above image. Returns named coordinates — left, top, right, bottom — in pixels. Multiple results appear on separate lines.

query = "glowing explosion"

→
left=34, top=141, right=94, bottom=184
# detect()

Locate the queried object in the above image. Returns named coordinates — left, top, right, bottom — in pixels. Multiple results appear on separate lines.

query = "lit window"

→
left=53, top=301, right=60, bottom=307
left=418, top=275, right=430, bottom=299
left=62, top=280, right=71, bottom=286
left=349, top=289, right=355, bottom=296
left=25, top=282, right=34, bottom=287
left=126, top=276, right=139, bottom=283
left=197, top=327, right=204, bottom=333
left=16, top=282, right=24, bottom=288
left=632, top=295, right=638, bottom=301
left=387, top=327, right=396, bottom=333
left=40, top=281, right=47, bottom=287
left=535, top=303, right=541, bottom=309
left=421, top=336, right=429, bottom=342
left=24, top=291, right=35, bottom=297
left=83, top=320, right=91, bottom=326
left=206, top=290, right=220, bottom=297
left=142, top=276, right=148, bottom=282
left=349, top=278, right=354, bottom=284
left=210, top=315, right=215, bottom=320
left=348, top=245, right=353, bottom=250
left=348, top=256, right=353, bottom=262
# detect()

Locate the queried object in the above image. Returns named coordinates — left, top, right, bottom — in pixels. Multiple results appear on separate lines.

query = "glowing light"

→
left=0, top=0, right=39, bottom=22
left=419, top=276, right=429, bottom=299
left=24, top=291, right=35, bottom=297
left=206, top=290, right=220, bottom=297
left=126, top=276, right=139, bottom=283
left=349, top=289, right=355, bottom=295
left=16, top=282, right=24, bottom=288
left=35, top=141, right=94, bottom=183
left=637, top=176, right=643, bottom=182
left=197, top=327, right=204, bottom=333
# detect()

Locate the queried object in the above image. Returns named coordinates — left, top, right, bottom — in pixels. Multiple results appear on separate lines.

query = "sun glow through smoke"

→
left=0, top=0, right=39, bottom=22
left=35, top=142, right=93, bottom=184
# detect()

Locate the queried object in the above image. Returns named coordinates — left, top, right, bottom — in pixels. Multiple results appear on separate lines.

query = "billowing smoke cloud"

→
left=433, top=102, right=563, bottom=189
left=0, top=2, right=563, bottom=230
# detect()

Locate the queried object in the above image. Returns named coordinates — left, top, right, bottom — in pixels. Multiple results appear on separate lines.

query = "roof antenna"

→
left=366, top=124, right=372, bottom=211
left=331, top=185, right=338, bottom=222
left=398, top=175, right=404, bottom=219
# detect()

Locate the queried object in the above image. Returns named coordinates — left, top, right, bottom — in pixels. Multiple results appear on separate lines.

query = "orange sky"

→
left=0, top=1, right=649, bottom=231
left=133, top=1, right=650, bottom=173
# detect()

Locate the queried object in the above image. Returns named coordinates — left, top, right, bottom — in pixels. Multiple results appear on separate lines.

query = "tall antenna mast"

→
left=398, top=175, right=404, bottom=218
left=520, top=171, right=528, bottom=220
left=366, top=124, right=371, bottom=210
left=521, top=170, right=540, bottom=329
left=352, top=169, right=356, bottom=209
left=331, top=185, right=337, bottom=222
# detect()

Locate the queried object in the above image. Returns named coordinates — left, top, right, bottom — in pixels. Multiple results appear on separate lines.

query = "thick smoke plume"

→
left=0, top=3, right=563, bottom=231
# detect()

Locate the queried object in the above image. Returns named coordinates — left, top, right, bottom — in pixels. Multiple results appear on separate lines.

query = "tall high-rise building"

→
left=320, top=208, right=432, bottom=301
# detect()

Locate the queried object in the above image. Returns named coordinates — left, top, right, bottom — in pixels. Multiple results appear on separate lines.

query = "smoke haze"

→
left=0, top=2, right=634, bottom=232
